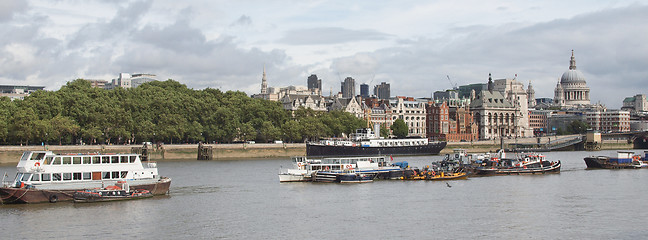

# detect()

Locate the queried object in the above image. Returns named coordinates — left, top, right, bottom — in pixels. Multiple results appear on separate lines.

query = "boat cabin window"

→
left=83, top=172, right=91, bottom=180
left=83, top=156, right=91, bottom=164
left=102, top=156, right=110, bottom=164
left=73, top=157, right=81, bottom=164
left=63, top=173, right=72, bottom=181
left=62, top=157, right=71, bottom=165
left=111, top=171, right=119, bottom=179
left=53, top=173, right=61, bottom=181
left=31, top=174, right=40, bottom=181
left=93, top=156, right=101, bottom=164
left=121, top=171, right=127, bottom=178
left=21, top=173, right=32, bottom=181
left=120, top=156, right=128, bottom=163
left=103, top=172, right=111, bottom=179
left=44, top=156, right=53, bottom=165
left=30, top=152, right=46, bottom=160
left=21, top=153, right=30, bottom=161
left=52, top=157, right=61, bottom=165
left=73, top=172, right=82, bottom=180
left=41, top=173, right=51, bottom=181
left=111, top=156, right=119, bottom=164
left=130, top=156, right=136, bottom=163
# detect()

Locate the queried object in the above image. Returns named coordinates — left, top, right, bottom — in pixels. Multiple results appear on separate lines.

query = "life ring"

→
left=297, top=162, right=302, bottom=167
left=34, top=162, right=40, bottom=167
left=49, top=195, right=58, bottom=203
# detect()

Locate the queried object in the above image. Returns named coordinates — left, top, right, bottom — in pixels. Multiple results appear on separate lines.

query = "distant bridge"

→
left=507, top=135, right=584, bottom=152
left=506, top=131, right=648, bottom=152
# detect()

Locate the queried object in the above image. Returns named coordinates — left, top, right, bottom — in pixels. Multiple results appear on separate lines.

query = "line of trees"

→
left=0, top=79, right=366, bottom=145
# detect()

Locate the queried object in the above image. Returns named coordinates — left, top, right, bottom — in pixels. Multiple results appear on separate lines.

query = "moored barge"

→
left=584, top=151, right=648, bottom=169
left=307, top=127, right=446, bottom=157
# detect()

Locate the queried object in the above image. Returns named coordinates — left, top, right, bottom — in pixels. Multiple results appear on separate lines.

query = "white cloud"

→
left=0, top=0, right=645, bottom=109
left=0, top=0, right=28, bottom=22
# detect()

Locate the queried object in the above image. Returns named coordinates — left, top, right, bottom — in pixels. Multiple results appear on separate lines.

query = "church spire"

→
left=487, top=73, right=493, bottom=93
left=260, top=65, right=267, bottom=94
left=569, top=49, right=577, bottom=70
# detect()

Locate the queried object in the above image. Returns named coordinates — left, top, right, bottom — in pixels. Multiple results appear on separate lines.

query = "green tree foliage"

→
left=567, top=120, right=590, bottom=134
left=391, top=118, right=409, bottom=138
left=0, top=97, right=15, bottom=142
left=2, top=79, right=369, bottom=145
left=380, top=125, right=390, bottom=138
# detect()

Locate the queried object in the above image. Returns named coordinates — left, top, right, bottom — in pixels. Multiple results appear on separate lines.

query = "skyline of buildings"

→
left=251, top=50, right=647, bottom=140
left=2, top=51, right=647, bottom=140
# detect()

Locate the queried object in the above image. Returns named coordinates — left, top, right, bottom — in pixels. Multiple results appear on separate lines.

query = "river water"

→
left=2, top=150, right=648, bottom=239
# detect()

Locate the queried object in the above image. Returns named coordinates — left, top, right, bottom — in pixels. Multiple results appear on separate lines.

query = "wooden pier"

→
left=197, top=142, right=213, bottom=160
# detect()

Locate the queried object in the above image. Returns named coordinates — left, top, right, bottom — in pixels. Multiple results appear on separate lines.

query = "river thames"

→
left=2, top=150, right=648, bottom=239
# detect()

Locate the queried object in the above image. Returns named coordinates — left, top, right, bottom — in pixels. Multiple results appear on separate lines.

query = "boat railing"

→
left=2, top=171, right=12, bottom=188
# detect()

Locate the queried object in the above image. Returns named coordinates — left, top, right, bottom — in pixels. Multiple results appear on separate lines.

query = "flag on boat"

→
left=390, top=156, right=393, bottom=162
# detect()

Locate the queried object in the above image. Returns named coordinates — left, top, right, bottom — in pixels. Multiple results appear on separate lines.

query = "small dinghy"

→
left=73, top=181, right=153, bottom=203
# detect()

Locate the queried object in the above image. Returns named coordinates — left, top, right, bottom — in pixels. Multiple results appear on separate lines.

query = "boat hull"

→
left=0, top=177, right=171, bottom=204
left=339, top=173, right=375, bottom=183
left=278, top=173, right=311, bottom=182
left=427, top=172, right=468, bottom=181
left=73, top=191, right=153, bottom=203
left=313, top=171, right=339, bottom=183
left=475, top=161, right=561, bottom=175
left=306, top=142, right=447, bottom=157
left=584, top=157, right=638, bottom=169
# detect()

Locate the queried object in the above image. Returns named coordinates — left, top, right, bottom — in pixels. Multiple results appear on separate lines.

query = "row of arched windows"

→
left=487, top=112, right=515, bottom=125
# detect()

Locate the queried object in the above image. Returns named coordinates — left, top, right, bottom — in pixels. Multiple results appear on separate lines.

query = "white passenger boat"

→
left=278, top=157, right=313, bottom=182
left=1, top=151, right=171, bottom=204
left=278, top=155, right=406, bottom=182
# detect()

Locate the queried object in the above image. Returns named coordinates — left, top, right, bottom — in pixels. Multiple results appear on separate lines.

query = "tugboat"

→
left=403, top=157, right=468, bottom=181
left=306, top=125, right=446, bottom=157
left=1, top=151, right=171, bottom=204
left=73, top=181, right=153, bottom=203
left=403, top=168, right=467, bottom=181
left=584, top=151, right=648, bottom=169
left=474, top=152, right=561, bottom=175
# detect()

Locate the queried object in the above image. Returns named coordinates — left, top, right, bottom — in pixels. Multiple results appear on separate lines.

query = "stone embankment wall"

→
left=0, top=143, right=305, bottom=164
left=0, top=135, right=633, bottom=164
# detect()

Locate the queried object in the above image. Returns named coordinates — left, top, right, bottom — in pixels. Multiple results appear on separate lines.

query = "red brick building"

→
left=427, top=101, right=478, bottom=142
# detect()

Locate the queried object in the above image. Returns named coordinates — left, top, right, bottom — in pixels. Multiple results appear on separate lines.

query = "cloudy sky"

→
left=1, top=0, right=647, bottom=108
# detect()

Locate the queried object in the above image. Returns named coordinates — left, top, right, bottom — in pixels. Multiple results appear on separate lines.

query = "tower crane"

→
left=447, top=75, right=458, bottom=90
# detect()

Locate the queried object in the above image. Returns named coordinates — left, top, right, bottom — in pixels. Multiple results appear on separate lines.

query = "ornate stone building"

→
left=470, top=74, right=520, bottom=140
left=330, top=96, right=364, bottom=118
left=281, top=95, right=327, bottom=112
left=492, top=77, right=534, bottom=137
left=390, top=97, right=427, bottom=137
left=554, top=50, right=590, bottom=107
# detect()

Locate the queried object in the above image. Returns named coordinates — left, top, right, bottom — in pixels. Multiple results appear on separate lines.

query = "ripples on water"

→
left=2, top=150, right=648, bottom=239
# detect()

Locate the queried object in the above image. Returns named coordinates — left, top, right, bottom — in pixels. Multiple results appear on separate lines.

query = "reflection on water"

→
left=2, top=150, right=648, bottom=239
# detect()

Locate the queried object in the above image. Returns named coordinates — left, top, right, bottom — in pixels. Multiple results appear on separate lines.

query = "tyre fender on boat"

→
left=49, top=194, right=58, bottom=203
